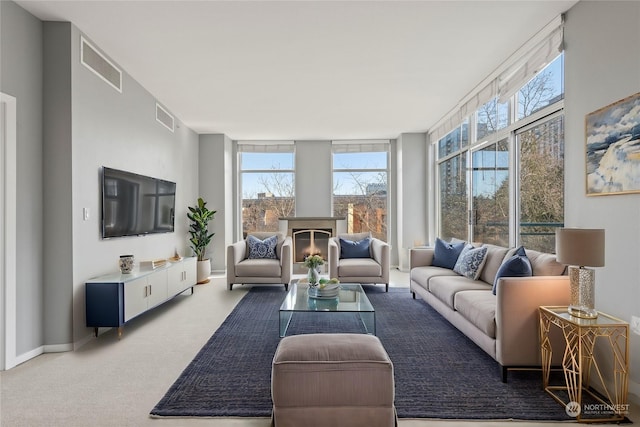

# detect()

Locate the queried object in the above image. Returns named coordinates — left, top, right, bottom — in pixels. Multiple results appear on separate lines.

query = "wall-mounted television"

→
left=101, top=167, right=176, bottom=239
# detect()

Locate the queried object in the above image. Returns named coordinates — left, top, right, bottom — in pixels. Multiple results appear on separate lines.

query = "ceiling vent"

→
left=80, top=36, right=122, bottom=93
left=156, top=103, right=175, bottom=132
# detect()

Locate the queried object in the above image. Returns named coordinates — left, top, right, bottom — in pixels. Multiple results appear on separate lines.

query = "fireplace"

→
left=292, top=228, right=332, bottom=263
left=279, top=216, right=346, bottom=268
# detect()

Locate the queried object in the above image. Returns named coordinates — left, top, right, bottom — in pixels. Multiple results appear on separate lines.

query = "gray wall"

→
left=199, top=134, right=232, bottom=272
left=0, top=0, right=44, bottom=355
left=43, top=22, right=74, bottom=348
left=295, top=141, right=333, bottom=217
left=564, top=0, right=640, bottom=402
left=396, top=133, right=428, bottom=270
left=69, top=28, right=200, bottom=345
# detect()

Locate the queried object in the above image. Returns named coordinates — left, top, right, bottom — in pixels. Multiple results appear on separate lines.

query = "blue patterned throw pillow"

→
left=492, top=246, right=532, bottom=295
left=453, top=244, right=488, bottom=280
left=432, top=238, right=466, bottom=269
left=247, top=235, right=278, bottom=259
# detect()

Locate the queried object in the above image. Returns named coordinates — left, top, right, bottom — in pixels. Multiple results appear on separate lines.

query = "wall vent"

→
left=80, top=36, right=122, bottom=93
left=156, top=103, right=175, bottom=132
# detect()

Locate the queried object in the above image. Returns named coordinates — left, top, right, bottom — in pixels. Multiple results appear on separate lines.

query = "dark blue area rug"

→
left=151, top=286, right=572, bottom=420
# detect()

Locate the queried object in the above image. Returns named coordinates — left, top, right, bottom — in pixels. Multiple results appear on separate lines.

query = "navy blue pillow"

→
left=432, top=238, right=466, bottom=269
left=492, top=246, right=532, bottom=295
left=340, top=237, right=371, bottom=259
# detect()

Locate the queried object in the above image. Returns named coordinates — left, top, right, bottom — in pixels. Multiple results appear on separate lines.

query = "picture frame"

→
left=586, top=92, right=640, bottom=196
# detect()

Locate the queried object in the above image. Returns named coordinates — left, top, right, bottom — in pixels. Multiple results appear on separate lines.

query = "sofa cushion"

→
left=247, top=234, right=278, bottom=259
left=492, top=246, right=532, bottom=295
left=338, top=258, right=381, bottom=277
left=410, top=266, right=459, bottom=291
left=236, top=258, right=282, bottom=277
left=340, top=237, right=371, bottom=259
left=432, top=238, right=466, bottom=269
left=478, top=244, right=510, bottom=285
left=454, top=290, right=497, bottom=338
left=453, top=245, right=488, bottom=280
left=428, top=275, right=492, bottom=309
left=525, top=249, right=566, bottom=276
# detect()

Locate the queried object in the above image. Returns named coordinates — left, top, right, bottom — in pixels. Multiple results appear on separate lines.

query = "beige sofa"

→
left=226, top=232, right=292, bottom=291
left=409, top=243, right=569, bottom=381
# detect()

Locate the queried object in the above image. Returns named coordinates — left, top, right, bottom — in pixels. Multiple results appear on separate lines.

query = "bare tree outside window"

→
left=240, top=151, right=295, bottom=236
left=333, top=149, right=389, bottom=241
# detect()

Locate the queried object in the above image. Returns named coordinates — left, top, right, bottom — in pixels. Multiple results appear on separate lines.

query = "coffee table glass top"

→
left=279, top=280, right=375, bottom=337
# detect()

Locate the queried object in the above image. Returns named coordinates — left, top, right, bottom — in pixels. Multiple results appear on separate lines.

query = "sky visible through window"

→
left=241, top=151, right=387, bottom=197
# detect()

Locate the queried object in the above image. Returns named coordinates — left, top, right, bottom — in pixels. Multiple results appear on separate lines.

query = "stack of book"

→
left=140, top=259, right=167, bottom=271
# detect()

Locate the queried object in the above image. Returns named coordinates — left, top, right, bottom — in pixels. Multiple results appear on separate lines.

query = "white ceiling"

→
left=16, top=0, right=578, bottom=140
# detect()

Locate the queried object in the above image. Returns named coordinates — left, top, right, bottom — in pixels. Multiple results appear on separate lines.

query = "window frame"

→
left=331, top=141, right=390, bottom=241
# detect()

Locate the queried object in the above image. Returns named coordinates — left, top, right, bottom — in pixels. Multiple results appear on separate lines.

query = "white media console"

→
left=85, top=257, right=197, bottom=338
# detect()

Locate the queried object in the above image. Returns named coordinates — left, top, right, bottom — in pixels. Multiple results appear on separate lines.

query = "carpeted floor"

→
left=151, top=286, right=573, bottom=420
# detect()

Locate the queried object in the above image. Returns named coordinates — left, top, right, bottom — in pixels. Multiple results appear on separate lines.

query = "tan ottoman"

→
left=271, top=333, right=396, bottom=427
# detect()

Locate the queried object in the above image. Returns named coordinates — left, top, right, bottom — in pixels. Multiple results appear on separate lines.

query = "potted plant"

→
left=188, top=197, right=216, bottom=284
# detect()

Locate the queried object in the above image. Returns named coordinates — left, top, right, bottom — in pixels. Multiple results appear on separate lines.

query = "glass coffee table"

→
left=279, top=280, right=376, bottom=337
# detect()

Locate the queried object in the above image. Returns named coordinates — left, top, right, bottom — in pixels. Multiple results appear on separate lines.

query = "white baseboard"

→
left=44, top=343, right=73, bottom=353
left=74, top=333, right=95, bottom=350
left=14, top=346, right=44, bottom=367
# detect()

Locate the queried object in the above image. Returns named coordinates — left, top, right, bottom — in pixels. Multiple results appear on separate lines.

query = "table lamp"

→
left=555, top=228, right=605, bottom=319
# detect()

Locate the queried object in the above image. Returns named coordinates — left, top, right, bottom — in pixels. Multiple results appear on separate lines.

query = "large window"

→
left=239, top=143, right=295, bottom=236
left=438, top=151, right=468, bottom=241
left=517, top=115, right=564, bottom=253
left=435, top=53, right=564, bottom=252
left=333, top=142, right=389, bottom=241
left=471, top=139, right=509, bottom=246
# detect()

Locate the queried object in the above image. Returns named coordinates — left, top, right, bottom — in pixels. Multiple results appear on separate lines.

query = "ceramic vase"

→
left=119, top=255, right=135, bottom=274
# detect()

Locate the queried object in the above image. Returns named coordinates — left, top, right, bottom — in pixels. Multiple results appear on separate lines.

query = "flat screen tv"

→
left=101, top=167, right=176, bottom=239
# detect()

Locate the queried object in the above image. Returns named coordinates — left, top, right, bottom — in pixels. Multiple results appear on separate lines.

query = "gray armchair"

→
left=227, top=232, right=292, bottom=291
left=328, top=232, right=390, bottom=292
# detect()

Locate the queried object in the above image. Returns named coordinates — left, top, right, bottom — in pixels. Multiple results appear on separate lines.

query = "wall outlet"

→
left=631, top=316, right=640, bottom=336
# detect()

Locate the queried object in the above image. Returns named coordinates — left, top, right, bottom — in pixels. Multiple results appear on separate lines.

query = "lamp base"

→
left=568, top=266, right=598, bottom=319
left=568, top=304, right=598, bottom=319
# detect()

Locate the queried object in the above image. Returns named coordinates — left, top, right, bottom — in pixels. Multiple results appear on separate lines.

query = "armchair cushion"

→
left=236, top=258, right=282, bottom=277
left=247, top=234, right=278, bottom=259
left=338, top=258, right=382, bottom=277
left=339, top=237, right=371, bottom=259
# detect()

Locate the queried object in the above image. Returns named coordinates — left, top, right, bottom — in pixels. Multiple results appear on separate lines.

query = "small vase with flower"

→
left=303, top=254, right=324, bottom=288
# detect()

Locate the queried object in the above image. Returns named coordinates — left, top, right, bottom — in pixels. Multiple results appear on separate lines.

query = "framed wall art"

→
left=586, top=92, right=640, bottom=196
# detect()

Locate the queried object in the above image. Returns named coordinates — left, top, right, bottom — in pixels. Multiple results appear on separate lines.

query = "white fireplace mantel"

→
left=279, top=216, right=346, bottom=238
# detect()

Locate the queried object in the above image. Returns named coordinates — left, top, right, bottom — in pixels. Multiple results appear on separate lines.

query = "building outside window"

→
left=239, top=142, right=295, bottom=237
left=332, top=141, right=389, bottom=241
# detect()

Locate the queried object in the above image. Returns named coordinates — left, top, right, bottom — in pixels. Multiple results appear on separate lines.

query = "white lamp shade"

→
left=555, top=228, right=605, bottom=267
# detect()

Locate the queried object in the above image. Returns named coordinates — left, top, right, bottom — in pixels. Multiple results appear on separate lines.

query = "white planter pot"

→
left=197, top=259, right=211, bottom=284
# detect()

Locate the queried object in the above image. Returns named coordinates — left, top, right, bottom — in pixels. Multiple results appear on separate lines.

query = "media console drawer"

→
left=86, top=257, right=197, bottom=338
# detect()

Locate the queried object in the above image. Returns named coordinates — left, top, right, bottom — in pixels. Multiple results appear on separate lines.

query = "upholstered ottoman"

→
left=271, top=333, right=396, bottom=427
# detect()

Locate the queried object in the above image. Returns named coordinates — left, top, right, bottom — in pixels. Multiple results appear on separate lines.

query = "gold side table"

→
left=539, top=306, right=629, bottom=423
